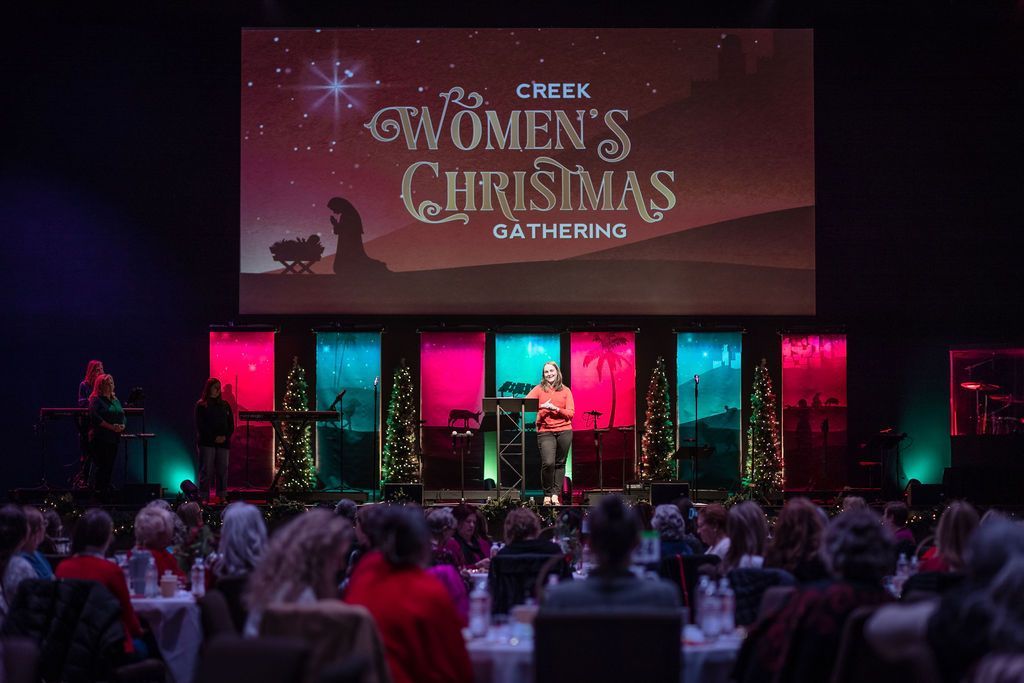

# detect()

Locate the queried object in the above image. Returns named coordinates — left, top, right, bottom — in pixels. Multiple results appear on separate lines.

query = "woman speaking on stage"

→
left=88, top=373, right=125, bottom=493
left=526, top=361, right=575, bottom=506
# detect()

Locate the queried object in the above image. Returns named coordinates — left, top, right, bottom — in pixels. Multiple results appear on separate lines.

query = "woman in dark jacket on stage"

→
left=195, top=378, right=234, bottom=503
left=89, top=374, right=125, bottom=493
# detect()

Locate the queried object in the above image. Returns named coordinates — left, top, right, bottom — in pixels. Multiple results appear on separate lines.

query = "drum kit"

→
left=960, top=381, right=1024, bottom=435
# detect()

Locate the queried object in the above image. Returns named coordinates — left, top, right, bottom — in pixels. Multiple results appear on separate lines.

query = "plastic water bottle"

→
left=703, top=577, right=723, bottom=638
left=191, top=557, right=206, bottom=598
left=144, top=556, right=158, bottom=598
left=718, top=578, right=735, bottom=634
left=910, top=555, right=920, bottom=576
left=896, top=553, right=909, bottom=577
left=468, top=579, right=491, bottom=638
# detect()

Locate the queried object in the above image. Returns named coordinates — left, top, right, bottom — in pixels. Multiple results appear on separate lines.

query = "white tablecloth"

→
left=467, top=627, right=742, bottom=683
left=132, top=594, right=202, bottom=683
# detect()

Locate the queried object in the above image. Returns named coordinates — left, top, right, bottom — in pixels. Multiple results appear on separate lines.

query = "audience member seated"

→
left=720, top=501, right=769, bottom=573
left=542, top=495, right=680, bottom=611
left=55, top=508, right=144, bottom=654
left=19, top=506, right=54, bottom=579
left=130, top=503, right=185, bottom=582
left=765, top=497, right=828, bottom=583
left=0, top=505, right=37, bottom=626
left=489, top=508, right=566, bottom=615
left=672, top=497, right=706, bottom=554
left=633, top=501, right=654, bottom=531
left=842, top=495, right=868, bottom=513
left=426, top=507, right=459, bottom=566
left=37, top=508, right=64, bottom=555
left=498, top=508, right=563, bottom=558
left=924, top=518, right=1024, bottom=683
left=210, top=502, right=267, bottom=633
left=919, top=501, right=978, bottom=573
left=176, top=501, right=214, bottom=575
left=345, top=505, right=472, bottom=683
left=446, top=504, right=491, bottom=570
left=883, top=501, right=916, bottom=557
left=735, top=508, right=895, bottom=683
left=697, top=504, right=730, bottom=558
left=424, top=507, right=468, bottom=625
left=651, top=504, right=693, bottom=558
left=244, top=508, right=351, bottom=636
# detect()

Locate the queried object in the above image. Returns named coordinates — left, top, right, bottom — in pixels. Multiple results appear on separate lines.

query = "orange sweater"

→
left=525, top=385, right=575, bottom=432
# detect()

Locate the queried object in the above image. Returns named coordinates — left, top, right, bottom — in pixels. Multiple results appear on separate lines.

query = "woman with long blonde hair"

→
left=88, top=373, right=125, bottom=493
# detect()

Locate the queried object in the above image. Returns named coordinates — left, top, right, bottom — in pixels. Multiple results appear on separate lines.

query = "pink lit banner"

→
left=420, top=331, right=486, bottom=489
left=240, top=29, right=814, bottom=315
left=781, top=334, right=847, bottom=490
left=209, top=330, right=276, bottom=487
left=569, top=331, right=636, bottom=491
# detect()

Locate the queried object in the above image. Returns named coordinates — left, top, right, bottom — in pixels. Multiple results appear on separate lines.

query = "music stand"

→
left=484, top=397, right=539, bottom=499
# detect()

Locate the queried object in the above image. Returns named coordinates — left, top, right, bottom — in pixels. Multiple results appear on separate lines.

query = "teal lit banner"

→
left=677, top=332, right=742, bottom=490
left=315, top=331, right=382, bottom=490
left=494, top=333, right=562, bottom=489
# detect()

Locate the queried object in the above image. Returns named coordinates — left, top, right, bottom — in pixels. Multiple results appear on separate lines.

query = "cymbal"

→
left=960, top=381, right=1001, bottom=392
left=990, top=393, right=1013, bottom=402
left=584, top=410, right=604, bottom=416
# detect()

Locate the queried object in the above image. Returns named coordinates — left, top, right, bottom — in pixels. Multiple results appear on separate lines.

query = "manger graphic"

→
left=240, top=29, right=814, bottom=314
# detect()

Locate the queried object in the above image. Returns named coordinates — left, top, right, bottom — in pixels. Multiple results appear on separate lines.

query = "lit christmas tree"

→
left=641, top=356, right=676, bottom=482
left=382, top=360, right=421, bottom=483
left=276, top=357, right=317, bottom=491
left=746, top=358, right=784, bottom=501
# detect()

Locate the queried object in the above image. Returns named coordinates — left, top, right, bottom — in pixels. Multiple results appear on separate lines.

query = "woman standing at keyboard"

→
left=88, top=373, right=125, bottom=494
left=195, top=378, right=234, bottom=503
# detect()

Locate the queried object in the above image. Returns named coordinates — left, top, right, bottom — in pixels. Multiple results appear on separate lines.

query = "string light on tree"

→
left=276, top=357, right=318, bottom=490
left=382, top=360, right=421, bottom=483
left=640, top=356, right=676, bottom=482
left=746, top=358, right=784, bottom=502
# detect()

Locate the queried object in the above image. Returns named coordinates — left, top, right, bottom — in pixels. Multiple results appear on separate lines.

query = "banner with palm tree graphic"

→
left=570, top=332, right=637, bottom=490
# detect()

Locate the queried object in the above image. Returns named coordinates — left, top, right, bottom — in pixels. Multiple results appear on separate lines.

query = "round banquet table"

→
left=131, top=593, right=202, bottom=683
left=466, top=625, right=742, bottom=683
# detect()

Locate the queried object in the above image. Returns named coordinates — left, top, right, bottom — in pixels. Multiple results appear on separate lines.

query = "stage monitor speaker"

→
left=906, top=480, right=944, bottom=507
left=383, top=483, right=423, bottom=505
left=122, top=484, right=161, bottom=505
left=651, top=482, right=690, bottom=506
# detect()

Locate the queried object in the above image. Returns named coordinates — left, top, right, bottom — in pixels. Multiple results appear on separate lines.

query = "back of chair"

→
left=260, top=600, right=390, bottom=683
left=728, top=567, right=796, bottom=626
left=1, top=638, right=39, bottom=683
left=195, top=636, right=309, bottom=683
left=830, top=605, right=915, bottom=683
left=757, top=585, right=797, bottom=622
left=489, top=553, right=569, bottom=615
left=534, top=610, right=681, bottom=683
left=901, top=571, right=965, bottom=598
left=657, top=554, right=720, bottom=609
left=199, top=590, right=238, bottom=640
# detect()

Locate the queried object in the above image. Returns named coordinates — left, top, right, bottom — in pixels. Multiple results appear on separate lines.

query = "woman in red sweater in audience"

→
left=56, top=509, right=144, bottom=654
left=130, top=503, right=185, bottom=581
left=345, top=505, right=472, bottom=683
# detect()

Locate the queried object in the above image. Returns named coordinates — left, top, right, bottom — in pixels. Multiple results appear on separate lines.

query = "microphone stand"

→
left=373, top=376, right=380, bottom=501
left=692, top=374, right=700, bottom=503
left=329, top=389, right=346, bottom=492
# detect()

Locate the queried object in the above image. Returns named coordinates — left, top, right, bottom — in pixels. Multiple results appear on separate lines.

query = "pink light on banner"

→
left=781, top=334, right=847, bottom=490
left=209, top=330, right=276, bottom=487
left=420, top=332, right=486, bottom=427
left=569, top=332, right=637, bottom=430
left=209, top=331, right=276, bottom=411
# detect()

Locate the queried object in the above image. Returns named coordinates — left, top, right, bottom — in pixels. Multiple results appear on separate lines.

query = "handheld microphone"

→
left=694, top=374, right=700, bottom=385
left=374, top=376, right=379, bottom=387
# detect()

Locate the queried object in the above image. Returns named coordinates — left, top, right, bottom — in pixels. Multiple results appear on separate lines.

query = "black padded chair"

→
left=489, top=552, right=571, bottom=615
left=194, top=636, right=309, bottom=683
left=199, top=589, right=239, bottom=641
left=534, top=610, right=682, bottom=683
left=658, top=553, right=721, bottom=611
left=1, top=638, right=39, bottom=683
left=728, top=567, right=796, bottom=626
left=901, top=571, right=965, bottom=599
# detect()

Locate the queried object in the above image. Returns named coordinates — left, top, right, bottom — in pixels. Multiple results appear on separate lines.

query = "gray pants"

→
left=538, top=430, right=572, bottom=496
left=198, top=446, right=229, bottom=498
